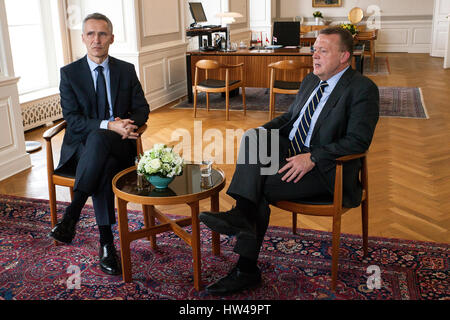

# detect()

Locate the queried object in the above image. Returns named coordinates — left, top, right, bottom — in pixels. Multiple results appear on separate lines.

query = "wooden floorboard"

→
left=0, top=53, right=449, bottom=244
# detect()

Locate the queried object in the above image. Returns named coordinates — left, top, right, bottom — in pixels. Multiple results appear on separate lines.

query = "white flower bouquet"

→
left=137, top=144, right=184, bottom=178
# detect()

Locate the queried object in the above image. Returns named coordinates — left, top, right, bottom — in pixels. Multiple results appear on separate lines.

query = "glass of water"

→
left=135, top=156, right=144, bottom=191
left=200, top=160, right=213, bottom=188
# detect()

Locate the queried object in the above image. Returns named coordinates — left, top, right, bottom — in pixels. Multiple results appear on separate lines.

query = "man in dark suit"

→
left=200, top=27, right=379, bottom=295
left=49, top=13, right=150, bottom=275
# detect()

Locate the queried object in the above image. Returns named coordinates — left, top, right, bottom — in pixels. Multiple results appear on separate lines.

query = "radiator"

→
left=21, top=94, right=62, bottom=131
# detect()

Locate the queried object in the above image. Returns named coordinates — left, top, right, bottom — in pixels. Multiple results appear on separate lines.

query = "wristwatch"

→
left=310, top=154, right=318, bottom=164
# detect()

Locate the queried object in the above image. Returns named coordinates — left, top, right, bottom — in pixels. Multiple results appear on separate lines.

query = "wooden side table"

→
left=112, top=164, right=226, bottom=291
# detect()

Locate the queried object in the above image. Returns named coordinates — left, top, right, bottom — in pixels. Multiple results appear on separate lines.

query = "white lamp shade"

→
left=215, top=11, right=243, bottom=24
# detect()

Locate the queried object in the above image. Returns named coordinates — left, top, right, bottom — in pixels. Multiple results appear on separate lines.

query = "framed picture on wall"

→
left=312, top=0, right=342, bottom=7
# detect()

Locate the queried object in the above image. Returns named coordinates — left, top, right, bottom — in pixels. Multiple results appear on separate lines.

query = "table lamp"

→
left=215, top=11, right=243, bottom=51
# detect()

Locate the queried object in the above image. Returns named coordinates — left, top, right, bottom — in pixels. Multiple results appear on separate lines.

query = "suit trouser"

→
left=70, top=129, right=135, bottom=226
left=227, top=128, right=331, bottom=260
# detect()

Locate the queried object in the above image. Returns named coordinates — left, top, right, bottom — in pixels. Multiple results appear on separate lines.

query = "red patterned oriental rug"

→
left=0, top=195, right=448, bottom=300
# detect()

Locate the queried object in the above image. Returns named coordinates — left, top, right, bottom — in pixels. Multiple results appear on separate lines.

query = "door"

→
left=431, top=0, right=450, bottom=57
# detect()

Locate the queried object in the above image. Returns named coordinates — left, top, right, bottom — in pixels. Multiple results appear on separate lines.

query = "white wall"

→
left=67, top=0, right=139, bottom=68
left=249, top=0, right=272, bottom=39
left=65, top=0, right=187, bottom=110
left=0, top=0, right=31, bottom=181
left=137, top=0, right=187, bottom=110
left=278, top=0, right=433, bottom=19
left=275, top=0, right=435, bottom=53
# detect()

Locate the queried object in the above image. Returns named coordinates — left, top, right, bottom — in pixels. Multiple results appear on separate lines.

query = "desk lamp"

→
left=215, top=11, right=243, bottom=51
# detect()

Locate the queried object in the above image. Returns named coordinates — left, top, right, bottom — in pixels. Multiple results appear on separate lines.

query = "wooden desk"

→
left=186, top=47, right=363, bottom=103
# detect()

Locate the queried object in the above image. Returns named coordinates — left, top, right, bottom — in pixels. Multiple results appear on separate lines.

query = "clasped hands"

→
left=278, top=153, right=315, bottom=183
left=107, top=117, right=139, bottom=140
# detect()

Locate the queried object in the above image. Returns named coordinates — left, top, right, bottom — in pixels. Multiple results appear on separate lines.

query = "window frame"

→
left=5, top=0, right=64, bottom=98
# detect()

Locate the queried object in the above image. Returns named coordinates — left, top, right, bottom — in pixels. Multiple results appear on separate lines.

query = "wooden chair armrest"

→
left=136, top=124, right=147, bottom=136
left=43, top=120, right=67, bottom=141
left=335, top=152, right=367, bottom=163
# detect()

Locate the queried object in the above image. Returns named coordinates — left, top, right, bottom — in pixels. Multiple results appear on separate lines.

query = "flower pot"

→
left=147, top=175, right=174, bottom=189
left=315, top=17, right=320, bottom=25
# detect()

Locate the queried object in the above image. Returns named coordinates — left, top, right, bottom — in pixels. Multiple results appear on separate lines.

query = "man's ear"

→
left=341, top=51, right=351, bottom=64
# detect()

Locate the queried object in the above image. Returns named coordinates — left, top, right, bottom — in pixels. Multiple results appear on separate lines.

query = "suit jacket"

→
left=263, top=68, right=379, bottom=207
left=57, top=55, right=150, bottom=171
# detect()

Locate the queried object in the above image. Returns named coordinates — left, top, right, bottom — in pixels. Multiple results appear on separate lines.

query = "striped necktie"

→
left=289, top=81, right=329, bottom=156
left=95, top=65, right=110, bottom=120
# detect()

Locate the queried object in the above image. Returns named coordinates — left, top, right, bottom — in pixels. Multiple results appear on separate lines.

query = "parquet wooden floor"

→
left=1, top=53, right=448, bottom=244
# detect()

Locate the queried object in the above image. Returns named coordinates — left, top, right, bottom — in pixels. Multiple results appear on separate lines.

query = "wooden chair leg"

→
left=269, top=90, right=274, bottom=120
left=292, top=212, right=297, bottom=235
left=48, top=182, right=60, bottom=246
left=272, top=92, right=276, bottom=120
left=225, top=89, right=230, bottom=121
left=331, top=213, right=342, bottom=292
left=48, top=183, right=58, bottom=228
left=362, top=200, right=369, bottom=256
left=241, top=87, right=246, bottom=116
left=370, top=40, right=375, bottom=71
left=143, top=205, right=157, bottom=249
left=206, top=92, right=210, bottom=112
left=193, top=88, right=197, bottom=118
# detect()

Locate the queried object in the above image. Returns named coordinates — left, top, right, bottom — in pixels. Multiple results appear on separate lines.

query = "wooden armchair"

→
left=268, top=60, right=312, bottom=120
left=43, top=120, right=147, bottom=244
left=272, top=152, right=369, bottom=291
left=193, top=59, right=246, bottom=121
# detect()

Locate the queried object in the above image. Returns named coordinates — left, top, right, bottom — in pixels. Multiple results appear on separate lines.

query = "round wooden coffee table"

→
left=112, top=163, right=226, bottom=291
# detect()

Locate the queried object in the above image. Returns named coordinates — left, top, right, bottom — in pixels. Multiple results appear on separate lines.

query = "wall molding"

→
left=376, top=20, right=432, bottom=53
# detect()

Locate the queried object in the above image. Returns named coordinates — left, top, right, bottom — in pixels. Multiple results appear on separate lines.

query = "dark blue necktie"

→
left=289, top=81, right=329, bottom=156
left=95, top=65, right=110, bottom=120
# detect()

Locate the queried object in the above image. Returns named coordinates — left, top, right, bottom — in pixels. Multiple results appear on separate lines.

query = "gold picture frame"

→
left=312, top=0, right=342, bottom=7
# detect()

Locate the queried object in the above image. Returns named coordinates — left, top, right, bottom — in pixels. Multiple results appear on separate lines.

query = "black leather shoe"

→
left=48, top=218, right=77, bottom=244
left=99, top=243, right=122, bottom=276
left=199, top=207, right=255, bottom=237
left=206, top=267, right=262, bottom=295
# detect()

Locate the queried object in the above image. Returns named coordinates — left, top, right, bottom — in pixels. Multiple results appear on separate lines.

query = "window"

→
left=5, top=0, right=63, bottom=95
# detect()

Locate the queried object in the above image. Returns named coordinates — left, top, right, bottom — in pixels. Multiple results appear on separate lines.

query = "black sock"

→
left=63, top=190, right=89, bottom=222
left=98, top=225, right=114, bottom=246
left=237, top=255, right=258, bottom=273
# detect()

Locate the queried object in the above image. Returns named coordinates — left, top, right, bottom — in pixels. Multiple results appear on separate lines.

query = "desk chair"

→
left=356, top=29, right=378, bottom=71
left=272, top=152, right=369, bottom=291
left=268, top=60, right=312, bottom=120
left=193, top=59, right=246, bottom=121
left=44, top=120, right=147, bottom=245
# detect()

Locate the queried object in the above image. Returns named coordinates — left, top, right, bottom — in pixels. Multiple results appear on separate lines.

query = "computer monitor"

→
left=189, top=2, right=207, bottom=23
left=272, top=21, right=300, bottom=46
